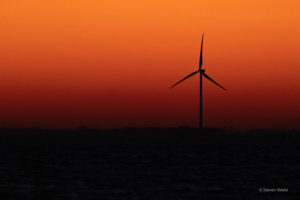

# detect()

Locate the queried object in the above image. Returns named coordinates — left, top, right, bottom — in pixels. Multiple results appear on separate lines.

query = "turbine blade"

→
left=199, top=33, right=204, bottom=69
left=171, top=71, right=199, bottom=88
left=203, top=72, right=227, bottom=91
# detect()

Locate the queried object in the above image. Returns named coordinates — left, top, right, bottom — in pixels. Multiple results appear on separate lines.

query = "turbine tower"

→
left=171, top=34, right=227, bottom=129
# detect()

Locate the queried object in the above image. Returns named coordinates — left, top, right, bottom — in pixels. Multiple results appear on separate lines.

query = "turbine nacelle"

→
left=200, top=69, right=205, bottom=73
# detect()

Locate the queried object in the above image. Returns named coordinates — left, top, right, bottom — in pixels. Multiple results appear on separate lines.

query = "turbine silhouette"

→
left=171, top=34, right=227, bottom=129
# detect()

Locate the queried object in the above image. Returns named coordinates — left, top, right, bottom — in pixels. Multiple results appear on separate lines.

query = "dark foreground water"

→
left=0, top=128, right=299, bottom=199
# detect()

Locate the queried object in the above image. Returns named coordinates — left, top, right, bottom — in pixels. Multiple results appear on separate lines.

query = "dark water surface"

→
left=0, top=128, right=299, bottom=199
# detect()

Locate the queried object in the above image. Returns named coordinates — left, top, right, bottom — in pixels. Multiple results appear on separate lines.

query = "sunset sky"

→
left=0, top=0, right=300, bottom=129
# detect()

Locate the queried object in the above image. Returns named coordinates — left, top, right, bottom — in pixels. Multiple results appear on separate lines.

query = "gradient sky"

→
left=0, top=0, right=300, bottom=129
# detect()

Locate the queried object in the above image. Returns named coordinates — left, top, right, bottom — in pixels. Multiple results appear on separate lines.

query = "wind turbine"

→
left=171, top=34, right=227, bottom=129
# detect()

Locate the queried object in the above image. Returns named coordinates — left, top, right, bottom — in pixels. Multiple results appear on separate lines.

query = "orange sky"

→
left=0, top=0, right=300, bottom=128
